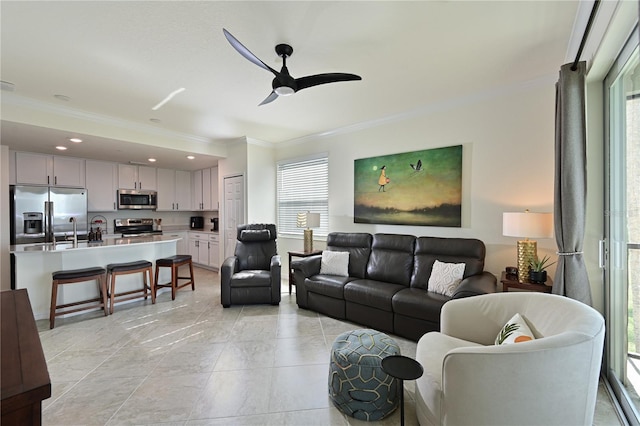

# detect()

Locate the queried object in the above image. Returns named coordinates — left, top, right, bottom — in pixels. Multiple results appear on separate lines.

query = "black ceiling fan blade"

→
left=223, top=29, right=278, bottom=76
left=295, top=73, right=362, bottom=91
left=259, top=91, right=279, bottom=106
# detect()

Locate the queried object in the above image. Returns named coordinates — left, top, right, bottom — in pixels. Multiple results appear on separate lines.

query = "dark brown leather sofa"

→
left=291, top=232, right=496, bottom=340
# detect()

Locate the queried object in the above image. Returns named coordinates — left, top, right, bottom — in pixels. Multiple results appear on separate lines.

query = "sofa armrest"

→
left=436, top=333, right=602, bottom=425
left=451, top=271, right=497, bottom=299
left=291, top=255, right=322, bottom=308
left=270, top=255, right=282, bottom=304
left=291, top=255, right=322, bottom=278
left=220, top=256, right=238, bottom=307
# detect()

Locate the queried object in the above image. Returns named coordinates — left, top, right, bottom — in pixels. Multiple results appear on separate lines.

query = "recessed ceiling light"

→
left=69, top=138, right=82, bottom=143
left=150, top=118, right=161, bottom=123
left=54, top=94, right=71, bottom=101
left=186, top=155, right=195, bottom=160
left=56, top=146, right=67, bottom=151
left=148, top=158, right=156, bottom=162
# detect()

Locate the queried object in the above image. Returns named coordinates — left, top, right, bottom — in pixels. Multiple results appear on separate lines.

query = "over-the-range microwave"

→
left=117, top=189, right=157, bottom=210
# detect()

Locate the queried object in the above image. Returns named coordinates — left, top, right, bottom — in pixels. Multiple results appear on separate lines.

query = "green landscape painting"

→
left=354, top=145, right=462, bottom=227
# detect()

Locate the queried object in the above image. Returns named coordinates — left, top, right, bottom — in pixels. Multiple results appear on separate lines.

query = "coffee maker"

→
left=190, top=216, right=204, bottom=230
left=211, top=218, right=219, bottom=232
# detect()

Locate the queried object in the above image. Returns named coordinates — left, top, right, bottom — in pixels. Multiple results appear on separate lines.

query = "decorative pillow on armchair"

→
left=495, top=313, right=536, bottom=345
left=427, top=260, right=466, bottom=296
left=319, top=251, right=350, bottom=276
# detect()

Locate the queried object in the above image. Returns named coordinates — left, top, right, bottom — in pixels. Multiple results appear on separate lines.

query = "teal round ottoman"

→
left=329, top=329, right=401, bottom=420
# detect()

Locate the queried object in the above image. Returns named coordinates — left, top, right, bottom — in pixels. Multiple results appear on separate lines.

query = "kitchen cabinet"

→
left=15, top=152, right=85, bottom=187
left=192, top=170, right=206, bottom=211
left=208, top=234, right=219, bottom=268
left=175, top=170, right=192, bottom=211
left=211, top=166, right=219, bottom=211
left=85, top=160, right=118, bottom=211
left=157, top=169, right=191, bottom=211
left=118, top=164, right=156, bottom=190
left=189, top=232, right=209, bottom=265
left=193, top=167, right=218, bottom=211
left=189, top=232, right=219, bottom=269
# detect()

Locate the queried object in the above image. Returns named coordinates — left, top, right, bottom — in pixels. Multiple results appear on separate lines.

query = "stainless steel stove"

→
left=114, top=218, right=163, bottom=237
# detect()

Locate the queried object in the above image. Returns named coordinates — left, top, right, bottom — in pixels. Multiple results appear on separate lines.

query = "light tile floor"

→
left=37, top=267, right=623, bottom=425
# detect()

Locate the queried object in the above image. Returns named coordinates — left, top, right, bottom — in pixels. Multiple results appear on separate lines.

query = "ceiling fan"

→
left=223, top=29, right=362, bottom=106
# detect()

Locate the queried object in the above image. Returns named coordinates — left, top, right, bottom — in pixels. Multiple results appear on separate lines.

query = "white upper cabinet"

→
left=192, top=167, right=218, bottom=211
left=156, top=168, right=176, bottom=211
left=211, top=166, right=219, bottom=211
left=192, top=169, right=204, bottom=211
left=15, top=152, right=85, bottom=187
left=202, top=168, right=212, bottom=211
left=175, top=170, right=192, bottom=211
left=157, top=168, right=192, bottom=211
left=85, top=160, right=118, bottom=212
left=118, top=164, right=157, bottom=190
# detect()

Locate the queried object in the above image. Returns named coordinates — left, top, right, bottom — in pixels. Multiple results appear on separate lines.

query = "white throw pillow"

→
left=319, top=251, right=350, bottom=276
left=495, top=313, right=536, bottom=345
left=427, top=260, right=466, bottom=296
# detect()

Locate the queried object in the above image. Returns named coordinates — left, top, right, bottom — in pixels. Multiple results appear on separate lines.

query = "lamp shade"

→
left=306, top=213, right=320, bottom=228
left=296, top=211, right=320, bottom=229
left=503, top=212, right=553, bottom=239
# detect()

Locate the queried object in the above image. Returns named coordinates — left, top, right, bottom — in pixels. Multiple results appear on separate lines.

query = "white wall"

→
left=246, top=139, right=276, bottom=224
left=1, top=146, right=11, bottom=290
left=274, top=78, right=560, bottom=298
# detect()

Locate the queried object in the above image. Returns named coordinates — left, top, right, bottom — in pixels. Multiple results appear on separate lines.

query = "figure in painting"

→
left=378, top=165, right=389, bottom=192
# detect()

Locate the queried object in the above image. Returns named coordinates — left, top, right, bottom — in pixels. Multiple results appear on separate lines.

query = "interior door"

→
left=224, top=175, right=244, bottom=259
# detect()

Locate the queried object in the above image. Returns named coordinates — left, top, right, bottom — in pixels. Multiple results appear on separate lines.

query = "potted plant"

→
left=529, top=255, right=556, bottom=284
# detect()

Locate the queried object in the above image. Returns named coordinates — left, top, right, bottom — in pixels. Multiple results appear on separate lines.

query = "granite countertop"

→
left=10, top=235, right=181, bottom=253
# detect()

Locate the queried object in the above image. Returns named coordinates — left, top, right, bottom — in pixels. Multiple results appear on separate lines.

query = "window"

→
left=277, top=155, right=328, bottom=236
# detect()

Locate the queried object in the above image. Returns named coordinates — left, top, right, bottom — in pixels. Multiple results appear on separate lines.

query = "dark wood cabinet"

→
left=2, top=289, right=51, bottom=425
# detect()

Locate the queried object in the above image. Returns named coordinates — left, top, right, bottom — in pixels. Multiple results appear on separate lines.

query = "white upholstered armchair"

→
left=415, top=292, right=605, bottom=426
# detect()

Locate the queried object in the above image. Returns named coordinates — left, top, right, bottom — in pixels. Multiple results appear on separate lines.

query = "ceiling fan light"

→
left=274, top=86, right=295, bottom=96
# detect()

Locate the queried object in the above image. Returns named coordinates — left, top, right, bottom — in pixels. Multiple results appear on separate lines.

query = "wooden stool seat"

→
left=154, top=255, right=195, bottom=300
left=106, top=260, right=155, bottom=314
left=50, top=267, right=107, bottom=329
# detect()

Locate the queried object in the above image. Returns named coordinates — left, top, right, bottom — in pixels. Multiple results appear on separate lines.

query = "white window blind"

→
left=277, top=156, right=328, bottom=236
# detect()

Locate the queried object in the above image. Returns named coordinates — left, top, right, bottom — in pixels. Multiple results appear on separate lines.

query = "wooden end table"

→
left=2, top=289, right=51, bottom=425
left=500, top=271, right=553, bottom=293
left=288, top=250, right=322, bottom=294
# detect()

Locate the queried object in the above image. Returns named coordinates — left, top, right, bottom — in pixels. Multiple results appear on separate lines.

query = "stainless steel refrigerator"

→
left=10, top=185, right=88, bottom=245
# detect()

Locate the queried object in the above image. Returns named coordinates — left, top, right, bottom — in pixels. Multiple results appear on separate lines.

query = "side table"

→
left=500, top=271, right=553, bottom=293
left=2, top=289, right=51, bottom=425
left=381, top=355, right=423, bottom=426
left=288, top=250, right=322, bottom=294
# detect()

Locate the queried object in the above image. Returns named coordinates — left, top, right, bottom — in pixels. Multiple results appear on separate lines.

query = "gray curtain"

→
left=552, top=61, right=592, bottom=305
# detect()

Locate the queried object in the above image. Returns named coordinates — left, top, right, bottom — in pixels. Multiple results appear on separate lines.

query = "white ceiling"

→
left=1, top=1, right=579, bottom=171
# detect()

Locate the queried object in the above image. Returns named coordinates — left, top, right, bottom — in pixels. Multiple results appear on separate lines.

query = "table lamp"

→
left=502, top=210, right=553, bottom=282
left=297, top=211, right=320, bottom=252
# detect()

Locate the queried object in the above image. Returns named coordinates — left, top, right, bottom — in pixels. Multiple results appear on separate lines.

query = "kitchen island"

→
left=10, top=235, right=181, bottom=319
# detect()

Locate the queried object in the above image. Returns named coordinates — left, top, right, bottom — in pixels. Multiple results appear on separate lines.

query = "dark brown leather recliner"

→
left=220, top=224, right=281, bottom=307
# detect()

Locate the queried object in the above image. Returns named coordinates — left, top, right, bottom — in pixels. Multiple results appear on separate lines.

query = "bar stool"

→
left=105, top=260, right=155, bottom=314
left=154, top=255, right=195, bottom=300
left=50, top=267, right=108, bottom=329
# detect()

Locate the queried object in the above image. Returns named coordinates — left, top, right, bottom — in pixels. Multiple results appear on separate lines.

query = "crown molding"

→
left=246, top=137, right=275, bottom=148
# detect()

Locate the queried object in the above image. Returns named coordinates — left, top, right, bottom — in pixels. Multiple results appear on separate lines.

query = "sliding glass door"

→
left=605, top=30, right=639, bottom=423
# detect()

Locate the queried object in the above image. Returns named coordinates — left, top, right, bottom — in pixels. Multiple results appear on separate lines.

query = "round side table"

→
left=381, top=355, right=424, bottom=426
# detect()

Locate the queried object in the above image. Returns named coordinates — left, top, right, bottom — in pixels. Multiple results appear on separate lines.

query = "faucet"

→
left=68, top=217, right=78, bottom=246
